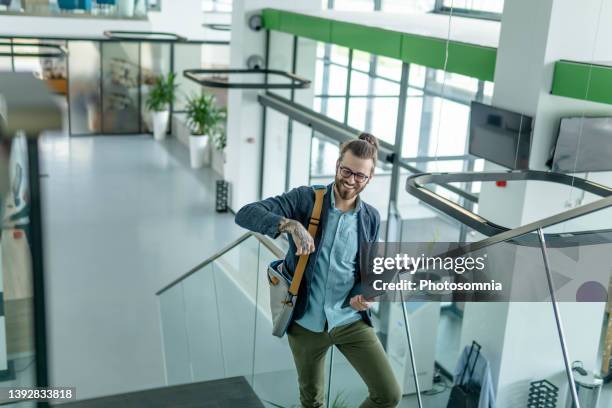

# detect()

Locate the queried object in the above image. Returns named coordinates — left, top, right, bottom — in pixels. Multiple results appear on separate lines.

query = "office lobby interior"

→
left=0, top=0, right=612, bottom=407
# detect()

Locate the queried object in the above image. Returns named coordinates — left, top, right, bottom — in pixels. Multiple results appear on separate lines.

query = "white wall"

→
left=224, top=1, right=320, bottom=212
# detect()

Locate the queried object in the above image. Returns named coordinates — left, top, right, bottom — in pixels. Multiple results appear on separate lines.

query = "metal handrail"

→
left=203, top=23, right=231, bottom=32
left=155, top=232, right=284, bottom=296
left=0, top=41, right=68, bottom=58
left=103, top=30, right=187, bottom=42
left=184, top=68, right=311, bottom=90
left=406, top=170, right=612, bottom=253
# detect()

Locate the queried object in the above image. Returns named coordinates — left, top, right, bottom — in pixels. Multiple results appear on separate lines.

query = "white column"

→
left=225, top=2, right=319, bottom=211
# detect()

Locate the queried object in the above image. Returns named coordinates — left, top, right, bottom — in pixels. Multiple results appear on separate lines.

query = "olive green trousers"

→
left=287, top=320, right=402, bottom=408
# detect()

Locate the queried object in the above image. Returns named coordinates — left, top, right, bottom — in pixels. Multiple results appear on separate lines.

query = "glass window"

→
left=309, top=43, right=350, bottom=121
left=402, top=64, right=490, bottom=162
left=346, top=53, right=402, bottom=145
left=351, top=50, right=371, bottom=72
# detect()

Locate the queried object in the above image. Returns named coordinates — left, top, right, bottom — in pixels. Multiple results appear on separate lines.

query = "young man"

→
left=235, top=133, right=402, bottom=408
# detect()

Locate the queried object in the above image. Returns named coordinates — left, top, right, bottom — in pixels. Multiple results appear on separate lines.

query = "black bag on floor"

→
left=447, top=341, right=482, bottom=408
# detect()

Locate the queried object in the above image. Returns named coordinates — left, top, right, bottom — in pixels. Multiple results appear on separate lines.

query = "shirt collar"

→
left=330, top=182, right=362, bottom=214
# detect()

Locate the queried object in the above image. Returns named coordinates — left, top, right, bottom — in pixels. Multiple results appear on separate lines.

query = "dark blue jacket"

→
left=234, top=183, right=381, bottom=326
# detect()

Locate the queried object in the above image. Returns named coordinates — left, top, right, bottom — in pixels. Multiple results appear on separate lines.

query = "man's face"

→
left=335, top=150, right=374, bottom=200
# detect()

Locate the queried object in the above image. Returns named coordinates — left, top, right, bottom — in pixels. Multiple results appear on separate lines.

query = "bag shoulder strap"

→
left=288, top=186, right=326, bottom=295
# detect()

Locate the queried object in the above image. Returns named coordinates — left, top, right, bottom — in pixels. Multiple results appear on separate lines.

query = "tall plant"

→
left=185, top=92, right=227, bottom=149
left=146, top=72, right=177, bottom=112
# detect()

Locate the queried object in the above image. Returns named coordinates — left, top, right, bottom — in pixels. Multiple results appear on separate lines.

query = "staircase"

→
left=55, top=376, right=263, bottom=408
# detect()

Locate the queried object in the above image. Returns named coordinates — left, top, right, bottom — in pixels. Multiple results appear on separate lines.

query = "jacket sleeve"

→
left=234, top=186, right=309, bottom=239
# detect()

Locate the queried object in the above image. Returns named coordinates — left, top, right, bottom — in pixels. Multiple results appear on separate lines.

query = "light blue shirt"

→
left=296, top=184, right=362, bottom=332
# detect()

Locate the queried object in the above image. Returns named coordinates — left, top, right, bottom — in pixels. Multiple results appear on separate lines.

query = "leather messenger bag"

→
left=267, top=186, right=325, bottom=337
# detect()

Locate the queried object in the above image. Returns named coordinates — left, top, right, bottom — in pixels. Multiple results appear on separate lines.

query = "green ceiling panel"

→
left=551, top=61, right=612, bottom=105
left=331, top=21, right=402, bottom=59
left=262, top=8, right=494, bottom=80
left=400, top=34, right=447, bottom=70
left=262, top=9, right=281, bottom=31
left=400, top=34, right=496, bottom=81
left=279, top=12, right=331, bottom=43
left=446, top=43, right=497, bottom=82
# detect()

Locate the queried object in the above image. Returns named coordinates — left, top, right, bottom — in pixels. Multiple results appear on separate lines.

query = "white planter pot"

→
left=152, top=110, right=170, bottom=141
left=189, top=134, right=209, bottom=169
left=117, top=0, right=135, bottom=17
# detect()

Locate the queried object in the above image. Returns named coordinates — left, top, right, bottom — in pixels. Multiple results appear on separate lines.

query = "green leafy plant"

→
left=145, top=72, right=177, bottom=112
left=185, top=92, right=227, bottom=150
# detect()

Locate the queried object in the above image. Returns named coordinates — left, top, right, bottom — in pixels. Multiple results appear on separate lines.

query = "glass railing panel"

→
left=181, top=263, right=226, bottom=382
left=0, top=133, right=39, bottom=407
left=159, top=281, right=191, bottom=385
left=250, top=240, right=301, bottom=407
left=403, top=229, right=557, bottom=407
left=210, top=235, right=259, bottom=377
left=159, top=234, right=261, bottom=387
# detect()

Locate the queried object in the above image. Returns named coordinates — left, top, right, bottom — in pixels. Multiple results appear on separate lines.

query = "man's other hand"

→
left=350, top=294, right=372, bottom=311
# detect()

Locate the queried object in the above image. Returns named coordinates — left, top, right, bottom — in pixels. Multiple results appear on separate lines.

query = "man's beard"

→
left=334, top=174, right=366, bottom=200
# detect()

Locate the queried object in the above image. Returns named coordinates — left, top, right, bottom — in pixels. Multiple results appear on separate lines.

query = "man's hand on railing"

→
left=278, top=218, right=315, bottom=256
left=349, top=295, right=372, bottom=311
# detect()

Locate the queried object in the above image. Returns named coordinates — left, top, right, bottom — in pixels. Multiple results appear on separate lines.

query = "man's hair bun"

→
left=358, top=132, right=379, bottom=150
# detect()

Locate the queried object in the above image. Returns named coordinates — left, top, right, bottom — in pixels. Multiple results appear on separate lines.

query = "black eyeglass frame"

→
left=337, top=164, right=370, bottom=183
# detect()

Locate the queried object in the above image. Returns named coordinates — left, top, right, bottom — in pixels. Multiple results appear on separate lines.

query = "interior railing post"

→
left=399, top=278, right=423, bottom=408
left=326, top=348, right=334, bottom=408
left=536, top=228, right=581, bottom=408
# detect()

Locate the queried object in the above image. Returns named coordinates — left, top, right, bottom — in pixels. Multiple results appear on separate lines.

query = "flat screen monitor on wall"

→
left=551, top=116, right=612, bottom=173
left=469, top=101, right=534, bottom=170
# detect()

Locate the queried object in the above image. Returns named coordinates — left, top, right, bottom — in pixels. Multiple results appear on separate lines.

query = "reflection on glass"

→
left=0, top=135, right=38, bottom=407
left=101, top=42, right=140, bottom=134
left=174, top=43, right=204, bottom=111
left=140, top=42, right=171, bottom=133
left=68, top=41, right=102, bottom=135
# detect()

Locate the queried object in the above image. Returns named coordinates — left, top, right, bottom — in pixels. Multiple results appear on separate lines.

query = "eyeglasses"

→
left=338, top=165, right=369, bottom=183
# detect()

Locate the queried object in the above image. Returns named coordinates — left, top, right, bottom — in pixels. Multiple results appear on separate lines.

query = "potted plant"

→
left=185, top=92, right=226, bottom=169
left=146, top=72, right=177, bottom=141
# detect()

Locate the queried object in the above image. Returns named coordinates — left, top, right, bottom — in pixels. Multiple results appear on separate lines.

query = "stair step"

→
left=54, top=376, right=264, bottom=408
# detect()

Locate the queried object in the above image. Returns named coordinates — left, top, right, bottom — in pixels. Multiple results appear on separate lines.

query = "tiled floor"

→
left=39, top=130, right=243, bottom=400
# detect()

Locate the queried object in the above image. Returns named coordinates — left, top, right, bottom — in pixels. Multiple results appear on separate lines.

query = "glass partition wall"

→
left=0, top=36, right=230, bottom=136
